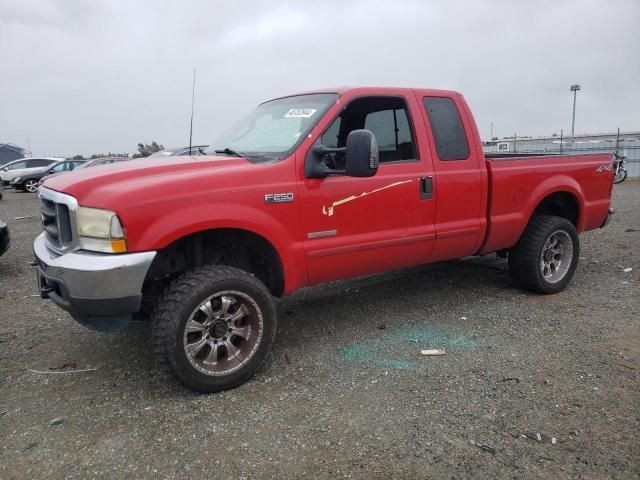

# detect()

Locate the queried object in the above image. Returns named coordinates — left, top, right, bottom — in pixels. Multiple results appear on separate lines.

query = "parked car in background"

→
left=148, top=145, right=208, bottom=158
left=80, top=157, right=131, bottom=168
left=0, top=217, right=9, bottom=257
left=1, top=158, right=62, bottom=186
left=12, top=160, right=87, bottom=192
left=37, top=157, right=131, bottom=188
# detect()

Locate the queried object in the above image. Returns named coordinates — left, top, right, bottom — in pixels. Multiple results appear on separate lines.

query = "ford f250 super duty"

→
left=34, top=87, right=614, bottom=392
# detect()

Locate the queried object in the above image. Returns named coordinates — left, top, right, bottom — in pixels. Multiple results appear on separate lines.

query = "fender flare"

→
left=522, top=175, right=586, bottom=232
left=132, top=203, right=303, bottom=292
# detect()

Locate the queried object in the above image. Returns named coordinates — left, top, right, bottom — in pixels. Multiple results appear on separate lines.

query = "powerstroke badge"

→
left=265, top=193, right=294, bottom=204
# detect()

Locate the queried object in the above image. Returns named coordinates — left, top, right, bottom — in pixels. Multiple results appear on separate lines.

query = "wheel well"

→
left=145, top=228, right=285, bottom=297
left=532, top=192, right=579, bottom=226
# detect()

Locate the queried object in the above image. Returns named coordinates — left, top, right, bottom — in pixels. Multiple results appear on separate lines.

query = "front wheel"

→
left=152, top=265, right=276, bottom=392
left=613, top=168, right=627, bottom=184
left=508, top=215, right=580, bottom=294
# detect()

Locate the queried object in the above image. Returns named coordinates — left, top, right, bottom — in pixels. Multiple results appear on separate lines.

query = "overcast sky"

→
left=1, top=0, right=639, bottom=157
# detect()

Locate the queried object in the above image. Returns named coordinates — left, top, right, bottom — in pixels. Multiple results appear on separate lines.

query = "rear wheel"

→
left=613, top=168, right=627, bottom=184
left=508, top=215, right=579, bottom=294
left=152, top=265, right=276, bottom=392
left=24, top=179, right=39, bottom=193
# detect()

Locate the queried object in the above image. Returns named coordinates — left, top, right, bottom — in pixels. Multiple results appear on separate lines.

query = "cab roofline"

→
left=259, top=86, right=461, bottom=105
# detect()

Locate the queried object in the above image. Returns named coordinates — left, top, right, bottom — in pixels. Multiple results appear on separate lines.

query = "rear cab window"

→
left=423, top=97, right=469, bottom=161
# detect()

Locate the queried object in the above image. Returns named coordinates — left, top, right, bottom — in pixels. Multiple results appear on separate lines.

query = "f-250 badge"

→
left=265, top=193, right=294, bottom=203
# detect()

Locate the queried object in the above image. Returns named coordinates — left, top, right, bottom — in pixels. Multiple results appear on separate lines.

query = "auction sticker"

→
left=284, top=108, right=317, bottom=118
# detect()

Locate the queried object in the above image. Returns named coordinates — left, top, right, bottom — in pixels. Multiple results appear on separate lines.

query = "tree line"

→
left=67, top=141, right=164, bottom=160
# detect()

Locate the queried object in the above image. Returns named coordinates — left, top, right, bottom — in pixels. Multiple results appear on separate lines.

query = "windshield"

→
left=206, top=93, right=337, bottom=159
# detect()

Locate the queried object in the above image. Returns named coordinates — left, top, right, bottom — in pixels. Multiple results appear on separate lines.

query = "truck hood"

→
left=42, top=155, right=262, bottom=210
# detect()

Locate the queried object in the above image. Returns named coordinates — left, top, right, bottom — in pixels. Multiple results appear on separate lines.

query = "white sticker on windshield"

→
left=284, top=108, right=317, bottom=118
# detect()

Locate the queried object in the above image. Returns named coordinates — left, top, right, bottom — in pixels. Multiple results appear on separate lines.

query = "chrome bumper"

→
left=33, top=233, right=156, bottom=331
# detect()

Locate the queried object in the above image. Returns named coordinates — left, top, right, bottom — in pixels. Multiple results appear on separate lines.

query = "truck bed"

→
left=480, top=153, right=613, bottom=255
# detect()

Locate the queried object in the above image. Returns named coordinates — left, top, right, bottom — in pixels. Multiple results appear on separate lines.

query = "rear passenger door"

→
left=417, top=94, right=485, bottom=261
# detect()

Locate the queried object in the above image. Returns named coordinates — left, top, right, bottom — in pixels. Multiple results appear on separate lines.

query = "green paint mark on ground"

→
left=341, top=325, right=479, bottom=371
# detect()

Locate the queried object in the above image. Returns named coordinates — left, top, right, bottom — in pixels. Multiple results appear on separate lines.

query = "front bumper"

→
left=33, top=233, right=156, bottom=331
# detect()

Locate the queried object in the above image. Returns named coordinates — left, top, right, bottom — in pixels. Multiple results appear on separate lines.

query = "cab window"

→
left=423, top=97, right=469, bottom=160
left=321, top=96, right=417, bottom=165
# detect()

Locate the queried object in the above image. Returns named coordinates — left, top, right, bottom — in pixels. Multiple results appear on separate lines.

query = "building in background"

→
left=483, top=131, right=640, bottom=178
left=0, top=143, right=30, bottom=166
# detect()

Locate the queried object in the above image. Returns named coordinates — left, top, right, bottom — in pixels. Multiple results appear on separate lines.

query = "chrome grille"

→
left=38, top=188, right=77, bottom=250
left=40, top=198, right=60, bottom=244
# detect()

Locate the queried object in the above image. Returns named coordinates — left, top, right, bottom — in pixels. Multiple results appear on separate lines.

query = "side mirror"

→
left=304, top=129, right=379, bottom=179
left=49, top=170, right=55, bottom=174
left=344, top=130, right=379, bottom=177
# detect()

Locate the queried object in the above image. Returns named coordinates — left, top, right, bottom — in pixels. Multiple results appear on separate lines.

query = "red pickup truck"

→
left=35, top=87, right=614, bottom=392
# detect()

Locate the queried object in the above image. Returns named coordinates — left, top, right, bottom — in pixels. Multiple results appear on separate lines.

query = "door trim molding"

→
left=308, top=233, right=435, bottom=258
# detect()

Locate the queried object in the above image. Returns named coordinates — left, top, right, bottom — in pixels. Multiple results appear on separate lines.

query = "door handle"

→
left=420, top=176, right=433, bottom=200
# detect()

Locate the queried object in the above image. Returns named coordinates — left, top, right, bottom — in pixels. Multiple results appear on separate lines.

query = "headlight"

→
left=75, top=206, right=127, bottom=253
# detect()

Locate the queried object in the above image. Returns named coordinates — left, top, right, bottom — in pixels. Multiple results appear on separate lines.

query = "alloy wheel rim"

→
left=183, top=290, right=263, bottom=376
left=540, top=229, right=573, bottom=284
left=26, top=181, right=38, bottom=192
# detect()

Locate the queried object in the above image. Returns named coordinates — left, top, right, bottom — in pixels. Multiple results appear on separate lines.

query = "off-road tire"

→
left=151, top=265, right=276, bottom=392
left=508, top=215, right=580, bottom=294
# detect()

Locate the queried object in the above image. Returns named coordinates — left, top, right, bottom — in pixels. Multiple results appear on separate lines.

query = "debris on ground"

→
left=377, top=324, right=386, bottom=330
left=502, top=377, right=520, bottom=383
left=27, top=366, right=97, bottom=374
left=13, top=215, right=33, bottom=220
left=522, top=432, right=557, bottom=444
left=470, top=439, right=496, bottom=454
left=623, top=267, right=632, bottom=273
left=48, top=417, right=64, bottom=426
left=421, top=349, right=446, bottom=356
left=48, top=362, right=77, bottom=371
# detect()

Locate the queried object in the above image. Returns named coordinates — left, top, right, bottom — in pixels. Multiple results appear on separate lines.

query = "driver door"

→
left=297, top=94, right=436, bottom=285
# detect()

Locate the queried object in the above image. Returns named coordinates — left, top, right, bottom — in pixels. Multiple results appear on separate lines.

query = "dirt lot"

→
left=0, top=184, right=638, bottom=479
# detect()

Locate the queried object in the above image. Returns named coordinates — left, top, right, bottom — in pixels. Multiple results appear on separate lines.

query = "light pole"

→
left=570, top=84, right=580, bottom=136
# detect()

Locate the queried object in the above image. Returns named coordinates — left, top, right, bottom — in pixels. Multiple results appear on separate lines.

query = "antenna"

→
left=189, top=69, right=196, bottom=155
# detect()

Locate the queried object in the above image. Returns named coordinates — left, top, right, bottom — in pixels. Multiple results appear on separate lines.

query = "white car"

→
left=0, top=158, right=63, bottom=185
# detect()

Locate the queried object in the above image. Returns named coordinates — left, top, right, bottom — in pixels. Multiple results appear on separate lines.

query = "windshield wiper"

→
left=214, top=148, right=244, bottom=157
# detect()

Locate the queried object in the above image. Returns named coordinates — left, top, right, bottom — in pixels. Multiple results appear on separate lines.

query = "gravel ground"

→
left=0, top=184, right=638, bottom=479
